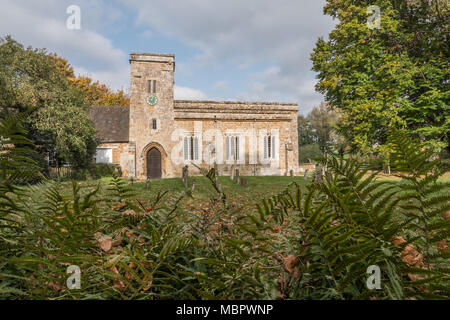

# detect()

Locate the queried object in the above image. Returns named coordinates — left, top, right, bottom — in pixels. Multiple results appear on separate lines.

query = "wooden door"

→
left=147, top=148, right=161, bottom=179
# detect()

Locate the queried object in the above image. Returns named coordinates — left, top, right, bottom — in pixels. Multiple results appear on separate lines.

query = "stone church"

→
left=90, top=53, right=299, bottom=180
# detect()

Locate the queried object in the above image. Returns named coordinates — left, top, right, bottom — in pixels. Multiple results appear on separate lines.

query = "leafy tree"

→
left=0, top=36, right=97, bottom=169
left=298, top=144, right=323, bottom=163
left=50, top=54, right=130, bottom=107
left=308, top=102, right=340, bottom=156
left=311, top=0, right=449, bottom=154
left=298, top=114, right=316, bottom=147
left=298, top=102, right=346, bottom=161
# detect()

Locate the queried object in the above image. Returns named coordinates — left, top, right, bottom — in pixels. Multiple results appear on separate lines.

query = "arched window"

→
left=183, top=135, right=199, bottom=161
left=226, top=136, right=240, bottom=161
left=264, top=135, right=277, bottom=159
left=147, top=80, right=157, bottom=94
left=193, top=136, right=199, bottom=160
left=184, top=137, right=189, bottom=160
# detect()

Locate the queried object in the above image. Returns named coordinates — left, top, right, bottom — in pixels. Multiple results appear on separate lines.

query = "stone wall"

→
left=171, top=118, right=299, bottom=177
left=128, top=53, right=178, bottom=179
left=173, top=100, right=299, bottom=177
left=97, top=142, right=130, bottom=176
left=298, top=163, right=316, bottom=173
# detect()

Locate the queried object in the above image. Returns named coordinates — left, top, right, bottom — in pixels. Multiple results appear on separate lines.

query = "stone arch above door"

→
left=141, top=142, right=167, bottom=178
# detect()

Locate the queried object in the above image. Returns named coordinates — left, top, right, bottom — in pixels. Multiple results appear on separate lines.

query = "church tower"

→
left=128, top=53, right=176, bottom=179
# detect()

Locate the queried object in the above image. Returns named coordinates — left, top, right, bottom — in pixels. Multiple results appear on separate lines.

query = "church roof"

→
left=174, top=100, right=297, bottom=107
left=90, top=106, right=129, bottom=143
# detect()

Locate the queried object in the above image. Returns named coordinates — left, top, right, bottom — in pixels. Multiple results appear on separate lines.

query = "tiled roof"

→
left=90, top=106, right=129, bottom=143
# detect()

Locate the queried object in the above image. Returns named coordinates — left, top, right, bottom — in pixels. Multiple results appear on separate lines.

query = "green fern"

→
left=254, top=130, right=449, bottom=300
left=107, top=176, right=135, bottom=203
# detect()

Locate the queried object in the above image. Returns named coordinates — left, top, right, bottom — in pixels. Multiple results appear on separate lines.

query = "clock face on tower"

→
left=147, top=95, right=158, bottom=106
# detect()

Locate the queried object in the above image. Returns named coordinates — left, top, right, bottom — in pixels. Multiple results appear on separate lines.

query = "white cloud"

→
left=74, top=66, right=130, bottom=93
left=0, top=0, right=336, bottom=113
left=174, top=86, right=207, bottom=100
left=245, top=67, right=322, bottom=113
left=119, top=0, right=336, bottom=113
left=0, top=0, right=129, bottom=91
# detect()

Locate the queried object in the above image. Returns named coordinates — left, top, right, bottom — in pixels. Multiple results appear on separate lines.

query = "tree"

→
left=0, top=36, right=97, bottom=169
left=50, top=54, right=130, bottom=107
left=297, top=114, right=316, bottom=146
left=311, top=0, right=449, bottom=154
left=308, top=102, right=339, bottom=157
left=298, top=144, right=323, bottom=163
left=298, top=102, right=346, bottom=162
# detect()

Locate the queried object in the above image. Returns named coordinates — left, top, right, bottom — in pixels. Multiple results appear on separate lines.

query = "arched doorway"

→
left=146, top=147, right=162, bottom=179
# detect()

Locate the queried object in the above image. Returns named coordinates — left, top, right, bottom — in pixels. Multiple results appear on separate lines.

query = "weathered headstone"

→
left=240, top=177, right=247, bottom=187
left=191, top=179, right=196, bottom=193
left=214, top=162, right=219, bottom=177
left=290, top=170, right=294, bottom=177
left=182, top=165, right=189, bottom=188
left=230, top=165, right=235, bottom=180
left=235, top=168, right=240, bottom=184
left=146, top=177, right=150, bottom=189
left=312, top=166, right=322, bottom=182
left=315, top=168, right=323, bottom=182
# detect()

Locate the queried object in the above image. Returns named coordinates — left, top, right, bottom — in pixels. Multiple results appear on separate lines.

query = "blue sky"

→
left=0, top=0, right=336, bottom=114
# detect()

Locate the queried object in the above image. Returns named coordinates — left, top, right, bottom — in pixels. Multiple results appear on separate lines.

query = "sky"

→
left=0, top=0, right=336, bottom=115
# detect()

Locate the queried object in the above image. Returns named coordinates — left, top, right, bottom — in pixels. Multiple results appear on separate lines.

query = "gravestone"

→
left=313, top=166, right=323, bottom=182
left=315, top=168, right=323, bottom=182
left=146, top=177, right=150, bottom=190
left=303, top=169, right=309, bottom=180
left=290, top=170, right=294, bottom=177
left=235, top=168, right=240, bottom=184
left=214, top=162, right=219, bottom=177
left=182, top=165, right=189, bottom=188
left=240, top=177, right=247, bottom=187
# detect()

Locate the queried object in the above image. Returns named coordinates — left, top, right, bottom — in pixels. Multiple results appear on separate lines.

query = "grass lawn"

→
left=30, top=172, right=449, bottom=214
left=135, top=176, right=309, bottom=205
left=34, top=175, right=312, bottom=215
